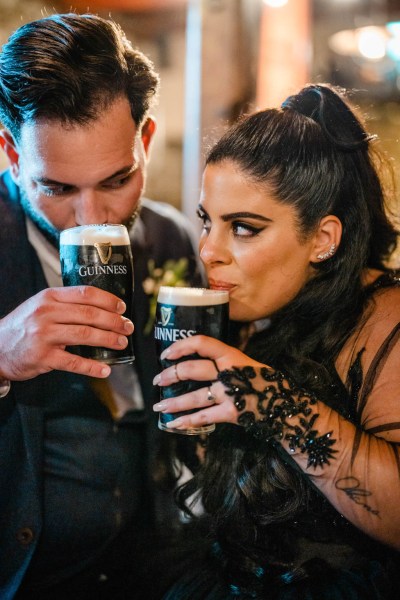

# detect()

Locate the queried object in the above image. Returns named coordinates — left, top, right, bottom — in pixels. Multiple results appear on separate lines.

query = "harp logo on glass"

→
left=94, top=241, right=112, bottom=264
left=154, top=305, right=196, bottom=342
left=161, top=306, right=172, bottom=326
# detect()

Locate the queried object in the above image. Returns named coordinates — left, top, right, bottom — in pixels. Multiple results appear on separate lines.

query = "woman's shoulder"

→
left=336, top=270, right=400, bottom=379
left=366, top=269, right=400, bottom=323
left=359, top=269, right=400, bottom=342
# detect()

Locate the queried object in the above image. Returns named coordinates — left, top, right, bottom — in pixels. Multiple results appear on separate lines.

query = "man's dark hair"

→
left=0, top=13, right=160, bottom=140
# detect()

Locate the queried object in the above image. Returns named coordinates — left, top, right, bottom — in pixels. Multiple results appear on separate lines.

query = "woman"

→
left=153, top=84, right=400, bottom=599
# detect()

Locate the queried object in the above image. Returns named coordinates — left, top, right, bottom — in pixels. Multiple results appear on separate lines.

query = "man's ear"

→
left=140, top=117, right=156, bottom=156
left=0, top=130, right=20, bottom=182
left=311, top=215, right=342, bottom=263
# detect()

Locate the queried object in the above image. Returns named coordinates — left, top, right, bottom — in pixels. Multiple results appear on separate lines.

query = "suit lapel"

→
left=0, top=173, right=46, bottom=316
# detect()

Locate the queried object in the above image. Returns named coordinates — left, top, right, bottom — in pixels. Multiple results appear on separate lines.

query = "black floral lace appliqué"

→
left=217, top=366, right=337, bottom=469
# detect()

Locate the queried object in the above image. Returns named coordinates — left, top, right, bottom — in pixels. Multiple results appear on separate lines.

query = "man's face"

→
left=3, top=96, right=155, bottom=244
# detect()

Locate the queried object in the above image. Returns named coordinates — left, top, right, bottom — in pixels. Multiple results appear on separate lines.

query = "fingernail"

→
left=153, top=373, right=161, bottom=385
left=153, top=400, right=168, bottom=411
left=166, top=418, right=183, bottom=428
left=101, top=366, right=111, bottom=377
left=118, top=336, right=127, bottom=347
left=123, top=318, right=134, bottom=333
left=160, top=348, right=171, bottom=360
left=117, top=300, right=126, bottom=313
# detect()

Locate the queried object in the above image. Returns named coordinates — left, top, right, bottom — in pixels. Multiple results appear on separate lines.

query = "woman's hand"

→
left=152, top=335, right=264, bottom=430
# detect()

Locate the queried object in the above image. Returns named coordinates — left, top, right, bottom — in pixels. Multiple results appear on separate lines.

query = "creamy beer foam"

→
left=158, top=286, right=229, bottom=306
left=60, top=224, right=130, bottom=246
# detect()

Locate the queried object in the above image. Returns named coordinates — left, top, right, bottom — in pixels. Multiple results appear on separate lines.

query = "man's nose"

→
left=74, top=190, right=108, bottom=225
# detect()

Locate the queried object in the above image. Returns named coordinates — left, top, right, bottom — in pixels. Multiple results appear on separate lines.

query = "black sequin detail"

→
left=218, top=366, right=337, bottom=468
left=368, top=268, right=400, bottom=291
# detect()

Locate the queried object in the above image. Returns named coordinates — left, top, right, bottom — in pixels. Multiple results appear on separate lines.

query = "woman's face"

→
left=198, top=161, right=319, bottom=322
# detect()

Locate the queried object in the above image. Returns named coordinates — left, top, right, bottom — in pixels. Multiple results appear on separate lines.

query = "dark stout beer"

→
left=155, top=286, right=229, bottom=434
left=60, top=224, right=134, bottom=364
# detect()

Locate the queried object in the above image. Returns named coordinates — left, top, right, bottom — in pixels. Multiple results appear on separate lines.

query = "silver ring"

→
left=207, top=386, right=216, bottom=403
left=174, top=363, right=181, bottom=381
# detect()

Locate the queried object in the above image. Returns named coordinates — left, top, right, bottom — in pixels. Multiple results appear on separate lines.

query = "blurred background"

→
left=1, top=0, right=400, bottom=234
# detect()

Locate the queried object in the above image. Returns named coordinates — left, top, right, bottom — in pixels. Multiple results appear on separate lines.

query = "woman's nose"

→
left=199, top=231, right=229, bottom=265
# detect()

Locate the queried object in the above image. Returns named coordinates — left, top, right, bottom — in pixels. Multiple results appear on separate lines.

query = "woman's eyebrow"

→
left=197, top=204, right=272, bottom=223
left=220, top=211, right=272, bottom=223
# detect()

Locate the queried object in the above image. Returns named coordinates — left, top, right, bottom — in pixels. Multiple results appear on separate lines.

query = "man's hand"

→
left=0, top=286, right=134, bottom=380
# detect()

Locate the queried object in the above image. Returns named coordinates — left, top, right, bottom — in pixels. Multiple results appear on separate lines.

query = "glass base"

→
left=67, top=345, right=134, bottom=365
left=103, top=355, right=135, bottom=365
left=158, top=420, right=215, bottom=435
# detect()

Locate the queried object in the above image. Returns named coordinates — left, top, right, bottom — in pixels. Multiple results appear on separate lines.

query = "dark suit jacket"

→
left=0, top=170, right=202, bottom=599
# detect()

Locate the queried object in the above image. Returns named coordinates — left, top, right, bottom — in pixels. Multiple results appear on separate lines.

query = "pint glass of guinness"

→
left=155, top=286, right=229, bottom=435
left=60, top=224, right=134, bottom=364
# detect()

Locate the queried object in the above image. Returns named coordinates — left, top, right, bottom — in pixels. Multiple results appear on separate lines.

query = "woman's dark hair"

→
left=175, top=85, right=399, bottom=582
left=205, top=83, right=398, bottom=366
left=0, top=13, right=160, bottom=140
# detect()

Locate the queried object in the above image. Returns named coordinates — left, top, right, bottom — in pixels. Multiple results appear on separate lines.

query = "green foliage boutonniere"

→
left=142, top=257, right=189, bottom=335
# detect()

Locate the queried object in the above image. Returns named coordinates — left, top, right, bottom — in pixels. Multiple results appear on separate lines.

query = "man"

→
left=0, top=13, right=201, bottom=599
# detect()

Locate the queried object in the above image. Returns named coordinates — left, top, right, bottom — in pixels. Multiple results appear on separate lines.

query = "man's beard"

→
left=19, top=187, right=60, bottom=248
left=19, top=187, right=141, bottom=248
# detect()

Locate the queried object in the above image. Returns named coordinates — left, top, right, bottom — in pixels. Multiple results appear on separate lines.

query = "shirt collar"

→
left=26, top=217, right=62, bottom=287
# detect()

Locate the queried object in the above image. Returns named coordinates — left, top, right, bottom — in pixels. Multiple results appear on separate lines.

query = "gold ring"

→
left=174, top=363, right=181, bottom=381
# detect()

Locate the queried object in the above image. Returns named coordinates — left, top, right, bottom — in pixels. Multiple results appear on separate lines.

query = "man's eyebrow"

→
left=35, top=176, right=70, bottom=186
left=100, top=164, right=137, bottom=184
left=34, top=165, right=137, bottom=187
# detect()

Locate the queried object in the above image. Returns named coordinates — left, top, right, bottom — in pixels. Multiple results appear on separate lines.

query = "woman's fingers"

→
left=153, top=382, right=239, bottom=426
left=154, top=383, right=219, bottom=411
left=159, top=335, right=263, bottom=374
left=160, top=335, right=244, bottom=364
left=153, top=358, right=218, bottom=386
left=152, top=336, right=264, bottom=428
left=165, top=402, right=238, bottom=429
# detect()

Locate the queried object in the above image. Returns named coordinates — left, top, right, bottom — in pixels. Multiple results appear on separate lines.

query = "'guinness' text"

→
left=154, top=327, right=195, bottom=342
left=79, top=264, right=128, bottom=277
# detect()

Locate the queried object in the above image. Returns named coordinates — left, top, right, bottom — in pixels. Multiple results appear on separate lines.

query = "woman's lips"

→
left=208, top=279, right=236, bottom=291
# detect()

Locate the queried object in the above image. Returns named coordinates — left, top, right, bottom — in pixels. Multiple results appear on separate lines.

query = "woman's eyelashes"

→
left=231, top=221, right=263, bottom=238
left=197, top=209, right=264, bottom=239
left=197, top=208, right=211, bottom=232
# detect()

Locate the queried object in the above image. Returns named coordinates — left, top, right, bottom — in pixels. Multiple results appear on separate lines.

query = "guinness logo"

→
left=94, top=242, right=112, bottom=265
left=161, top=307, right=172, bottom=326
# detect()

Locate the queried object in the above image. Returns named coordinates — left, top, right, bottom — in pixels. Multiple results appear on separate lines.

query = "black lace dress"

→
left=162, top=272, right=400, bottom=600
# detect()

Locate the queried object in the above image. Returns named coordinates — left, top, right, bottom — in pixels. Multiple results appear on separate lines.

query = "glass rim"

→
left=59, top=223, right=130, bottom=245
left=158, top=286, right=229, bottom=306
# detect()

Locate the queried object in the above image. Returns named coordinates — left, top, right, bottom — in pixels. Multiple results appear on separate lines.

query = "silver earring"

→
left=317, top=243, right=336, bottom=261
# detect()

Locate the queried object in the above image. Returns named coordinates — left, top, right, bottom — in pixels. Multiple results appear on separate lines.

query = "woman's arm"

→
left=153, top=326, right=400, bottom=550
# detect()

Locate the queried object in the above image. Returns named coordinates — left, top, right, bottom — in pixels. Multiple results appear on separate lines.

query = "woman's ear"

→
left=311, top=215, right=342, bottom=262
left=0, top=130, right=20, bottom=182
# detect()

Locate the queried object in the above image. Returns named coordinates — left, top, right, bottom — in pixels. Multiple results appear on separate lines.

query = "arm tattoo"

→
left=335, top=477, right=380, bottom=517
left=217, top=366, right=337, bottom=469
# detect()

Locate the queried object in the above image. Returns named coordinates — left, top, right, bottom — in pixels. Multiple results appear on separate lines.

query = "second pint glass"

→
left=155, top=286, right=229, bottom=435
left=60, top=224, right=134, bottom=364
